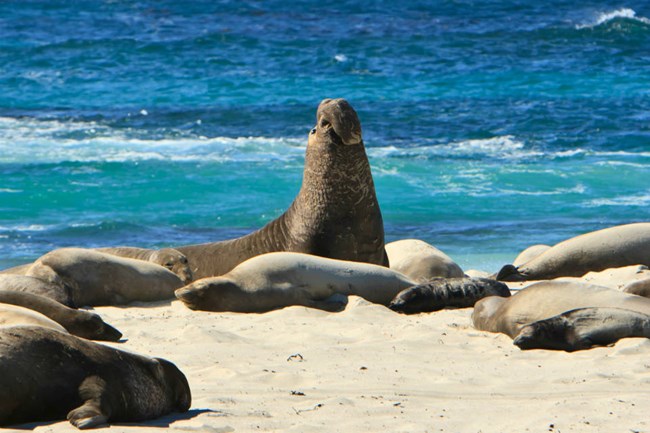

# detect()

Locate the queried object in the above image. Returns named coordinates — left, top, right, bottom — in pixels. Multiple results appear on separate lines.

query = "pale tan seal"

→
left=512, top=244, right=551, bottom=268
left=513, top=307, right=650, bottom=351
left=0, top=290, right=122, bottom=341
left=0, top=303, right=67, bottom=333
left=385, top=239, right=464, bottom=283
left=496, top=223, right=650, bottom=281
left=175, top=252, right=415, bottom=313
left=0, top=326, right=190, bottom=429
left=95, top=247, right=192, bottom=283
left=622, top=277, right=650, bottom=298
left=25, top=248, right=184, bottom=307
left=176, top=99, right=388, bottom=280
left=472, top=280, right=650, bottom=338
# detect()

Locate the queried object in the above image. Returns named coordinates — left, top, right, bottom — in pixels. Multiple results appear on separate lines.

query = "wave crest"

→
left=577, top=8, right=650, bottom=29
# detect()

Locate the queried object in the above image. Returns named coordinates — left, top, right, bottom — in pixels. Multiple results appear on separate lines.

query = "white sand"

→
left=20, top=275, right=650, bottom=433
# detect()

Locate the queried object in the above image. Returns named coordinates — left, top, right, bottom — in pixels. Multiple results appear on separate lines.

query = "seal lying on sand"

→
left=389, top=277, right=510, bottom=314
left=0, top=291, right=122, bottom=341
left=176, top=99, right=388, bottom=280
left=622, top=278, right=650, bottom=299
left=496, top=223, right=650, bottom=281
left=385, top=239, right=464, bottom=283
left=512, top=244, right=551, bottom=268
left=472, top=280, right=650, bottom=338
left=26, top=248, right=183, bottom=307
left=175, top=252, right=415, bottom=313
left=0, top=303, right=67, bottom=333
left=0, top=326, right=190, bottom=429
left=0, top=274, right=73, bottom=306
left=96, top=247, right=192, bottom=284
left=513, top=307, right=650, bottom=351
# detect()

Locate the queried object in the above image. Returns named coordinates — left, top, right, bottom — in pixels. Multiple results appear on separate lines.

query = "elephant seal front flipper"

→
left=513, top=307, right=650, bottom=351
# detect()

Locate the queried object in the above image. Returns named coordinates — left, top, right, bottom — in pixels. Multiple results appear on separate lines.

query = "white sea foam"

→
left=577, top=8, right=650, bottom=29
left=586, top=192, right=650, bottom=207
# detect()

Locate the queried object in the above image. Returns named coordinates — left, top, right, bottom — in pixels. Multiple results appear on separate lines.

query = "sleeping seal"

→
left=513, top=307, right=650, bottom=351
left=95, top=247, right=192, bottom=284
left=385, top=239, right=464, bottom=283
left=389, top=277, right=510, bottom=314
left=175, top=252, right=415, bottom=313
left=0, top=290, right=122, bottom=341
left=25, top=248, right=183, bottom=307
left=0, top=274, right=73, bottom=306
left=496, top=223, right=650, bottom=281
left=176, top=99, right=389, bottom=280
left=0, top=326, right=190, bottom=429
left=0, top=303, right=67, bottom=333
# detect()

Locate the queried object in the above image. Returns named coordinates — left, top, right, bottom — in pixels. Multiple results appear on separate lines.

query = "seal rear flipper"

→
left=67, top=376, right=114, bottom=429
left=306, top=293, right=348, bottom=312
left=495, top=264, right=525, bottom=281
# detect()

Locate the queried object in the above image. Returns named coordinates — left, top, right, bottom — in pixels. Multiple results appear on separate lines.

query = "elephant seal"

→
left=385, top=239, right=464, bottom=283
left=175, top=252, right=415, bottom=313
left=496, top=223, right=650, bottom=281
left=389, top=277, right=510, bottom=314
left=0, top=303, right=67, bottom=333
left=25, top=248, right=184, bottom=307
left=622, top=278, right=650, bottom=298
left=176, top=98, right=388, bottom=280
left=0, top=263, right=31, bottom=275
left=0, top=274, right=73, bottom=306
left=0, top=326, right=190, bottom=428
left=513, top=307, right=650, bottom=351
left=512, top=244, right=551, bottom=268
left=95, top=247, right=192, bottom=284
left=472, top=280, right=650, bottom=338
left=0, top=290, right=122, bottom=341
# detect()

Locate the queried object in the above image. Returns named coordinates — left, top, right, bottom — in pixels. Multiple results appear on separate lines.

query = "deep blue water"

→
left=1, top=1, right=649, bottom=272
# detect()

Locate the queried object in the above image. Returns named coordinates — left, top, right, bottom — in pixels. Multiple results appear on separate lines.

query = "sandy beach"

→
left=11, top=272, right=649, bottom=433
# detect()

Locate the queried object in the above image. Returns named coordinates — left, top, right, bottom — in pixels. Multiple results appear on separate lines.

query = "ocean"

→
left=1, top=1, right=649, bottom=273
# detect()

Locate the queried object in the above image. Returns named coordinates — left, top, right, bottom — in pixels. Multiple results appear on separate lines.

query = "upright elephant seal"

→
left=513, top=307, right=650, bottom=352
left=385, top=239, right=464, bottom=283
left=389, top=277, right=510, bottom=314
left=175, top=252, right=415, bottom=313
left=0, top=274, right=73, bottom=306
left=472, top=280, right=650, bottom=338
left=0, top=303, right=67, bottom=333
left=25, top=248, right=184, bottom=307
left=95, top=247, right=192, bottom=284
left=0, top=326, right=190, bottom=428
left=176, top=98, right=388, bottom=280
left=496, top=223, right=650, bottom=281
left=0, top=290, right=122, bottom=341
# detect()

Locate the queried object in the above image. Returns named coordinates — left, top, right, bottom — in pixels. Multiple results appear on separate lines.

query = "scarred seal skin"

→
left=388, top=277, right=510, bottom=314
left=176, top=99, right=389, bottom=280
left=0, top=326, right=190, bottom=429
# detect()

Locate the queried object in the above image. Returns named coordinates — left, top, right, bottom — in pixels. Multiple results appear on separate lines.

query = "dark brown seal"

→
left=0, top=274, right=73, bottom=306
left=0, top=290, right=122, bottom=341
left=176, top=98, right=388, bottom=280
left=0, top=326, right=190, bottom=429
left=389, top=277, right=511, bottom=314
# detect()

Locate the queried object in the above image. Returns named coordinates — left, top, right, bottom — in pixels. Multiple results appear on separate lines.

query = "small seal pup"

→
left=622, top=277, right=650, bottom=299
left=385, top=239, right=464, bottom=283
left=175, top=252, right=415, bottom=313
left=25, top=248, right=184, bottom=307
left=0, top=290, right=122, bottom=341
left=95, top=247, right=192, bottom=284
left=0, top=326, right=191, bottom=429
left=0, top=274, right=73, bottom=306
left=496, top=223, right=650, bottom=281
left=389, top=277, right=510, bottom=314
left=176, top=98, right=389, bottom=280
left=0, top=303, right=67, bottom=333
left=472, top=280, right=650, bottom=338
left=513, top=307, right=650, bottom=351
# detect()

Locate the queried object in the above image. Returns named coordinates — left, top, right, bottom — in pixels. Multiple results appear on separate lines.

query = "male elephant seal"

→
left=0, top=274, right=73, bottom=306
left=25, top=248, right=184, bottom=307
left=176, top=98, right=388, bottom=280
left=95, top=247, right=192, bottom=284
left=0, top=291, right=122, bottom=341
left=0, top=303, right=67, bottom=333
left=389, top=277, right=510, bottom=314
left=385, top=239, right=464, bottom=283
left=513, top=307, right=650, bottom=352
left=496, top=223, right=650, bottom=281
left=0, top=326, right=190, bottom=428
left=472, top=280, right=650, bottom=338
left=175, top=252, right=415, bottom=313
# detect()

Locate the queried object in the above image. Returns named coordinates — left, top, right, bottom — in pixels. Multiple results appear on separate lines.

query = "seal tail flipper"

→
left=494, top=264, right=525, bottom=281
left=67, top=376, right=114, bottom=429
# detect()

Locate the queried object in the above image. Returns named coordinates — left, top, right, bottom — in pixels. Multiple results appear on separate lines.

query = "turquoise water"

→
left=1, top=2, right=649, bottom=272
